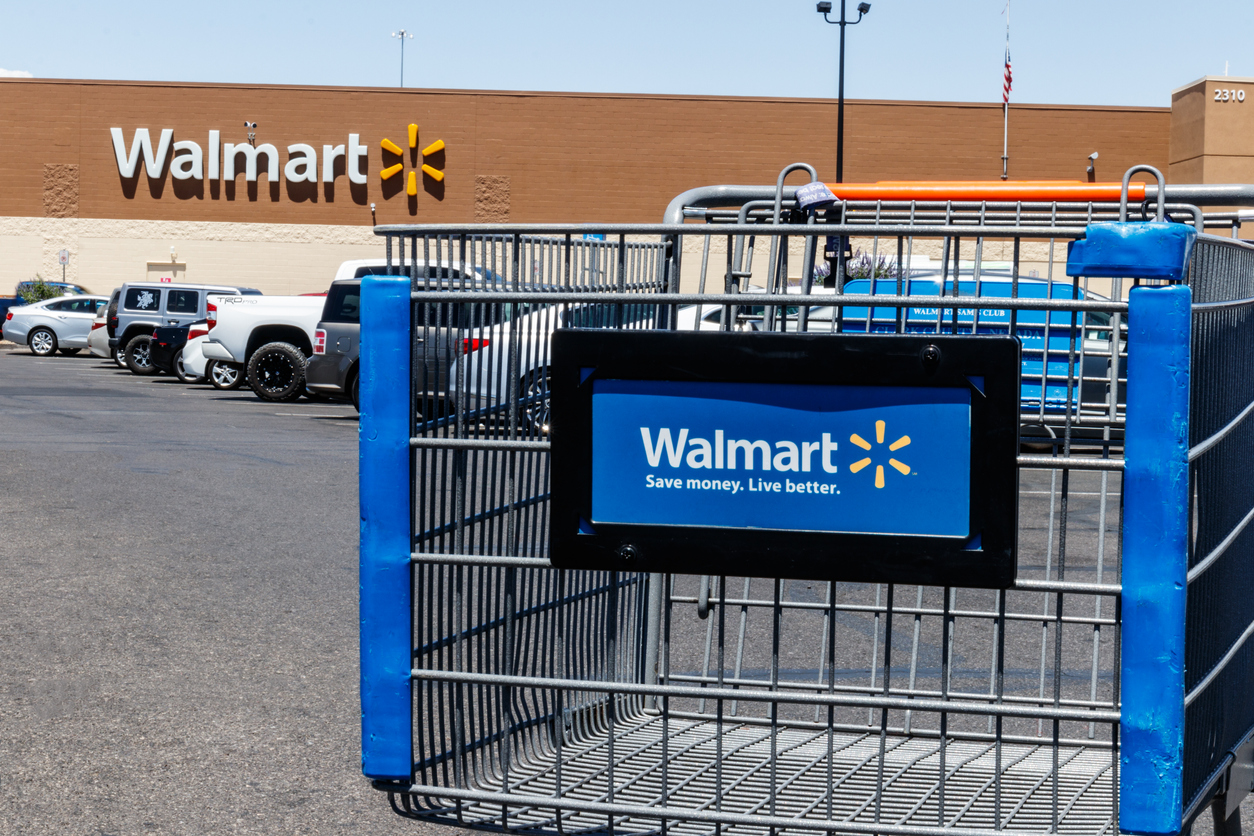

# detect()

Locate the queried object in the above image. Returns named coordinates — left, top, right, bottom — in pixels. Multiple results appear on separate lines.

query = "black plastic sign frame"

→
left=550, top=330, right=1021, bottom=588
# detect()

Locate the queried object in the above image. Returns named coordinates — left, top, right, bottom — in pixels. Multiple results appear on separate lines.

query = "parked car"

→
left=2, top=294, right=109, bottom=356
left=306, top=261, right=520, bottom=412
left=454, top=300, right=653, bottom=435
left=182, top=324, right=209, bottom=376
left=148, top=321, right=207, bottom=383
left=200, top=294, right=326, bottom=401
left=87, top=290, right=120, bottom=359
left=0, top=297, right=23, bottom=332
left=15, top=280, right=91, bottom=297
left=109, top=282, right=261, bottom=376
left=306, top=280, right=362, bottom=408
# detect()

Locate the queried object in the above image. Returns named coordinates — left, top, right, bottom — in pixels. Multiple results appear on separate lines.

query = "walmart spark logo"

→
left=849, top=420, right=912, bottom=489
left=380, top=123, right=445, bottom=196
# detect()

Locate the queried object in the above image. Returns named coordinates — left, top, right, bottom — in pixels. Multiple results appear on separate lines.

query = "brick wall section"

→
left=42, top=164, right=79, bottom=217
left=474, top=175, right=511, bottom=221
left=0, top=78, right=1171, bottom=226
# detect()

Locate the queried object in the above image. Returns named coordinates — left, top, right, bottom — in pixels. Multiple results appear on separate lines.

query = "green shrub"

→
left=17, top=275, right=63, bottom=304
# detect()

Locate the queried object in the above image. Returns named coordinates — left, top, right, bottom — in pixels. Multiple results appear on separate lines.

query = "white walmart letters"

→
left=641, top=428, right=837, bottom=473
left=109, top=129, right=372, bottom=186
left=110, top=127, right=173, bottom=178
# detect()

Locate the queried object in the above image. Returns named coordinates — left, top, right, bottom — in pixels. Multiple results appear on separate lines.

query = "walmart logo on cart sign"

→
left=590, top=380, right=973, bottom=538
left=108, top=126, right=446, bottom=202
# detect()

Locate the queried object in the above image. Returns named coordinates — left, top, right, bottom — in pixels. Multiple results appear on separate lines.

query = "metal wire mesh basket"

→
left=358, top=166, right=1254, bottom=836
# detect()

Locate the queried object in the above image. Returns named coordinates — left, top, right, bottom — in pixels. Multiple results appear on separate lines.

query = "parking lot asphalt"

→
left=1, top=341, right=1249, bottom=836
left=0, top=343, right=440, bottom=836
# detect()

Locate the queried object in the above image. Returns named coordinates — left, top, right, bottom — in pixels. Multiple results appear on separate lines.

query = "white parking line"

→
left=273, top=412, right=358, bottom=418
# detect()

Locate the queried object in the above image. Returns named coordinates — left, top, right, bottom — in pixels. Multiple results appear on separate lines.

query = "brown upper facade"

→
left=1, top=78, right=1173, bottom=226
left=1170, top=76, right=1254, bottom=184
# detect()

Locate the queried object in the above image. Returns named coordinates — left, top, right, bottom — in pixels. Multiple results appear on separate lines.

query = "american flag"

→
left=1002, top=46, right=1013, bottom=104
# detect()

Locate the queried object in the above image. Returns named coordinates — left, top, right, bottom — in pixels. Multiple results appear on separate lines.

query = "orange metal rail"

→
left=826, top=181, right=1147, bottom=202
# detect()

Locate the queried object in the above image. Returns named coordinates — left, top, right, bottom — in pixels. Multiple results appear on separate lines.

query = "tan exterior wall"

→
left=0, top=218, right=379, bottom=295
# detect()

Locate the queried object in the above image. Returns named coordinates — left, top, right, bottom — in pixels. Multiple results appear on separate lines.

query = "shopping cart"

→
left=359, top=164, right=1254, bottom=836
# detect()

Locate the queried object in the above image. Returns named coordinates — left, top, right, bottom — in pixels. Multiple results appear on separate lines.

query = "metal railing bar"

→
left=1191, top=296, right=1254, bottom=311
left=379, top=783, right=1093, bottom=836
left=1184, top=615, right=1254, bottom=707
left=665, top=596, right=1118, bottom=626
left=659, top=709, right=1116, bottom=750
left=406, top=289, right=1126, bottom=313
left=411, top=438, right=551, bottom=452
left=662, top=673, right=1118, bottom=710
left=1010, top=579, right=1123, bottom=595
left=1186, top=501, right=1254, bottom=584
left=409, top=669, right=1121, bottom=722
left=1016, top=455, right=1125, bottom=471
left=1188, top=394, right=1254, bottom=461
left=412, top=553, right=554, bottom=567
left=377, top=221, right=1089, bottom=238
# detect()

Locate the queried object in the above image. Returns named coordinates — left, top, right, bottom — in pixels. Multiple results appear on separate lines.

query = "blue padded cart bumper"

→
left=359, top=275, right=413, bottom=781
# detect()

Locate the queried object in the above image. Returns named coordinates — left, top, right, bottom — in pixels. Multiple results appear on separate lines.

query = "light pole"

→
left=816, top=1, right=870, bottom=184
left=391, top=30, right=413, bottom=87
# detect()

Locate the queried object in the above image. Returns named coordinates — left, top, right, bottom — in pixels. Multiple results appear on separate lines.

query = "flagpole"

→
left=1001, top=1, right=1010, bottom=180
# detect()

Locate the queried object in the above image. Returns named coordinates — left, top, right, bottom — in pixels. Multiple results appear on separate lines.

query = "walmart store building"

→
left=0, top=76, right=1249, bottom=296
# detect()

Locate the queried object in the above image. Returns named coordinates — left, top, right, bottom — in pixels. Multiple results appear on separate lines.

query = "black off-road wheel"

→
left=125, top=334, right=157, bottom=375
left=247, top=341, right=307, bottom=403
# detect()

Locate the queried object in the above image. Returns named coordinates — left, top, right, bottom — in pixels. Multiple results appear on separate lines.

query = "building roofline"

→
left=1172, top=75, right=1254, bottom=96
left=0, top=76, right=1171, bottom=113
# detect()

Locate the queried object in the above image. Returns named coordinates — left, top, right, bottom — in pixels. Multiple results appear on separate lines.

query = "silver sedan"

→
left=3, top=295, right=109, bottom=356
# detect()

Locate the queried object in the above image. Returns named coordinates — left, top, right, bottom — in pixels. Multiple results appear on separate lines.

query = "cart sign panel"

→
left=551, top=329, right=1021, bottom=588
left=591, top=380, right=971, bottom=537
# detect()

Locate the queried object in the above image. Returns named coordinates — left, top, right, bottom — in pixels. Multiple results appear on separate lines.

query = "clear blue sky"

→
left=1, top=1, right=1250, bottom=107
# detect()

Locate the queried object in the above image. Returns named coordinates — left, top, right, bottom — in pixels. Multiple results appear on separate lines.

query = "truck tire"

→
left=248, top=341, right=306, bottom=402
left=206, top=360, right=243, bottom=390
left=125, top=334, right=157, bottom=375
left=111, top=346, right=127, bottom=368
